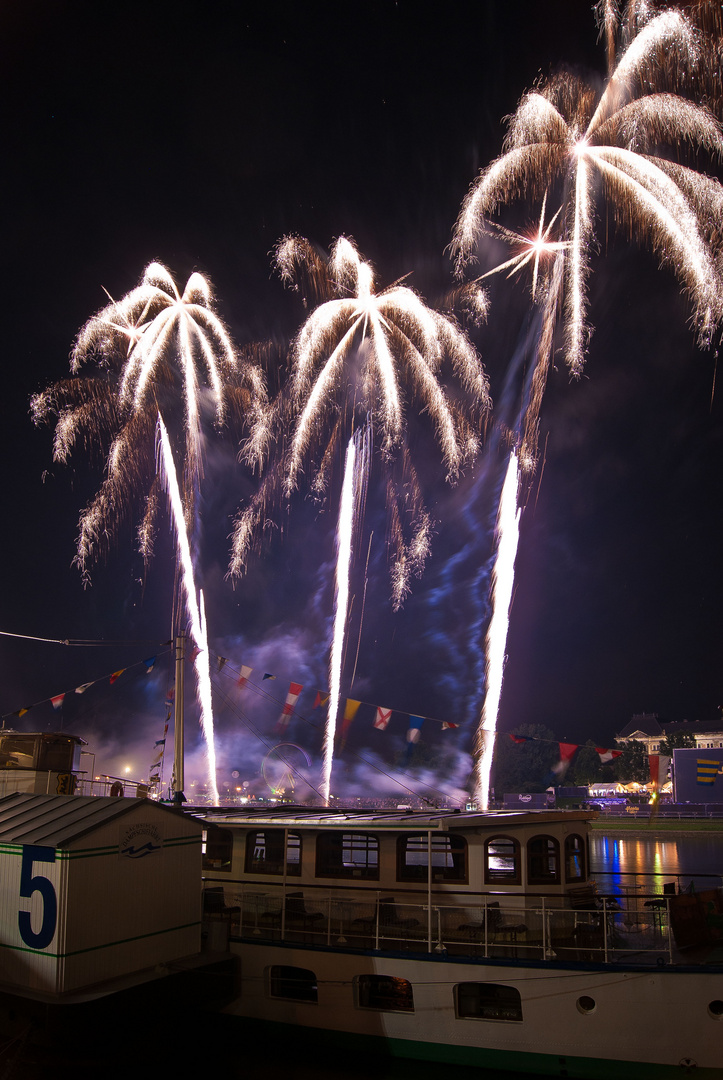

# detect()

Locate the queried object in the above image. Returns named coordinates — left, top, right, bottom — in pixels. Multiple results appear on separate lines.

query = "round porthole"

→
left=708, top=1000, right=723, bottom=1019
left=576, top=996, right=596, bottom=1014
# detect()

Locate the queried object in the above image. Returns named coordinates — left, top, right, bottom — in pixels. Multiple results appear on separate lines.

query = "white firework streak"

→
left=320, top=434, right=358, bottom=806
left=157, top=414, right=219, bottom=805
left=474, top=452, right=521, bottom=811
left=452, top=5, right=723, bottom=375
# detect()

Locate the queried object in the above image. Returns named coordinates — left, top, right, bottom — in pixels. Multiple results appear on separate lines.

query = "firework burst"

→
left=232, top=235, right=491, bottom=610
left=452, top=3, right=723, bottom=810
left=32, top=263, right=264, bottom=803
left=32, top=262, right=263, bottom=576
left=453, top=4, right=723, bottom=380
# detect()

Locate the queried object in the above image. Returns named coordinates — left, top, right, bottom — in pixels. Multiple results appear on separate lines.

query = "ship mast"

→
left=172, top=630, right=186, bottom=804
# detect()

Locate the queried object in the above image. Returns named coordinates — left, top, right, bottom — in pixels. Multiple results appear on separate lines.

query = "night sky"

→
left=2, top=1, right=722, bottom=803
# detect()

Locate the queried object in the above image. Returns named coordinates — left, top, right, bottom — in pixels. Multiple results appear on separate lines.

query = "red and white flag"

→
left=236, top=665, right=252, bottom=689
left=277, top=682, right=303, bottom=729
left=441, top=721, right=459, bottom=731
left=373, top=706, right=392, bottom=731
left=51, top=694, right=65, bottom=711
left=596, top=747, right=622, bottom=764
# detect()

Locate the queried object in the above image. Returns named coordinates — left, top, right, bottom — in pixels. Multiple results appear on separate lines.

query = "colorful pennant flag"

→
left=237, top=665, right=253, bottom=688
left=143, top=656, right=156, bottom=673
left=407, top=717, right=424, bottom=743
left=340, top=699, right=362, bottom=745
left=552, top=742, right=579, bottom=778
left=648, top=754, right=671, bottom=790
left=596, top=747, right=622, bottom=764
left=696, top=758, right=719, bottom=785
left=509, top=733, right=535, bottom=744
left=263, top=673, right=276, bottom=681
left=277, top=682, right=303, bottom=729
left=75, top=682, right=93, bottom=695
left=373, top=706, right=392, bottom=731
left=217, top=656, right=228, bottom=673
left=109, top=669, right=125, bottom=685
left=165, top=687, right=175, bottom=709
left=50, top=694, right=65, bottom=712
left=313, top=691, right=330, bottom=710
left=15, top=707, right=29, bottom=718
left=441, top=721, right=459, bottom=731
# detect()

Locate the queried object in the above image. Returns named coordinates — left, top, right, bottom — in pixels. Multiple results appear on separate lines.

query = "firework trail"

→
left=452, top=3, right=723, bottom=808
left=32, top=263, right=262, bottom=801
left=158, top=414, right=219, bottom=804
left=474, top=452, right=520, bottom=810
left=320, top=429, right=364, bottom=804
left=230, top=236, right=489, bottom=799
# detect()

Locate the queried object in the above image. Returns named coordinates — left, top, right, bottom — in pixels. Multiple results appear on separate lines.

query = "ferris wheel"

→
left=261, top=743, right=312, bottom=796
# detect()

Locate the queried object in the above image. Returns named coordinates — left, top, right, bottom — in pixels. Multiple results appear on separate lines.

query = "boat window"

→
left=316, top=832, right=379, bottom=879
left=355, top=974, right=414, bottom=1012
left=268, top=965, right=318, bottom=1003
left=565, top=834, right=586, bottom=882
left=202, top=826, right=233, bottom=873
left=397, top=834, right=467, bottom=882
left=455, top=982, right=523, bottom=1022
left=245, top=830, right=301, bottom=876
left=527, top=835, right=560, bottom=885
left=484, top=837, right=520, bottom=885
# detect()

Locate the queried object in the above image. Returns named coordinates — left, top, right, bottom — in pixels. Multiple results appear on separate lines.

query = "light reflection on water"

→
left=590, top=832, right=722, bottom=893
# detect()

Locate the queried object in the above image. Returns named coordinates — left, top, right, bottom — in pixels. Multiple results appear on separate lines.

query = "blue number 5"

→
left=19, top=846, right=57, bottom=949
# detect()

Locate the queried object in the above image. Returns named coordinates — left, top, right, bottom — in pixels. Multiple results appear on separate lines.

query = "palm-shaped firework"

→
left=451, top=2, right=723, bottom=810
left=453, top=3, right=723, bottom=379
left=233, top=235, right=490, bottom=802
left=33, top=262, right=264, bottom=577
left=233, top=235, right=490, bottom=610
left=32, top=262, right=265, bottom=805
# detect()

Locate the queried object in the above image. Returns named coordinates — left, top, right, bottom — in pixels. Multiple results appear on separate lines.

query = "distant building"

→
left=615, top=713, right=723, bottom=754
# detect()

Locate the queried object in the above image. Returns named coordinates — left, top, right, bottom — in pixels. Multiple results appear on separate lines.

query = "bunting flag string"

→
left=2, top=647, right=172, bottom=726
left=215, top=657, right=462, bottom=733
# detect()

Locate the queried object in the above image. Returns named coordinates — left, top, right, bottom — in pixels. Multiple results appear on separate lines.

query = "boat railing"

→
left=201, top=880, right=723, bottom=967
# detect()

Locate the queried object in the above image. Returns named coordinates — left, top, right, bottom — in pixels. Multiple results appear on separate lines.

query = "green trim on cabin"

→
left=0, top=837, right=199, bottom=859
left=218, top=1016, right=718, bottom=1079
left=0, top=919, right=201, bottom=960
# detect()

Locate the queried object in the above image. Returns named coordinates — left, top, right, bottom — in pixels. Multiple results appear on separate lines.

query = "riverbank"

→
left=590, top=817, right=723, bottom=832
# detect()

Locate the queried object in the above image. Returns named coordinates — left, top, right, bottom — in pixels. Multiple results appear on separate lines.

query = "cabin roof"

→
left=0, top=792, right=197, bottom=846
left=194, top=806, right=594, bottom=832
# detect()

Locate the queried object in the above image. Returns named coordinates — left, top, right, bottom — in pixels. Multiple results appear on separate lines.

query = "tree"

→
left=491, top=724, right=559, bottom=795
left=660, top=730, right=697, bottom=756
left=613, top=739, right=650, bottom=784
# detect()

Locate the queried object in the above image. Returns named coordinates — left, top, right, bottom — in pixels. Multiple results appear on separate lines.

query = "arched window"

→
left=316, top=832, right=379, bottom=879
left=397, top=834, right=467, bottom=882
left=564, top=834, right=586, bottom=882
left=455, top=982, right=523, bottom=1022
left=202, top=826, right=233, bottom=873
left=244, top=830, right=301, bottom=876
left=355, top=974, right=414, bottom=1012
left=527, top=835, right=560, bottom=885
left=484, top=836, right=520, bottom=885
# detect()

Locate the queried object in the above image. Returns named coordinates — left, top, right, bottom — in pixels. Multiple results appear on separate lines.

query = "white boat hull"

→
left=221, top=938, right=722, bottom=1078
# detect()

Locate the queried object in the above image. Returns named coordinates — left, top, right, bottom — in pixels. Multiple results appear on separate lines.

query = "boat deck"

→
left=204, top=883, right=723, bottom=968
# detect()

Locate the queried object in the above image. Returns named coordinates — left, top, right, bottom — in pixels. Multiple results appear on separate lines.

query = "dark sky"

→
left=2, top=1, right=722, bottom=802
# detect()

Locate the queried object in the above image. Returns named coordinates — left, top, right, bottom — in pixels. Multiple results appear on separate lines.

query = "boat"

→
left=197, top=804, right=723, bottom=1079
